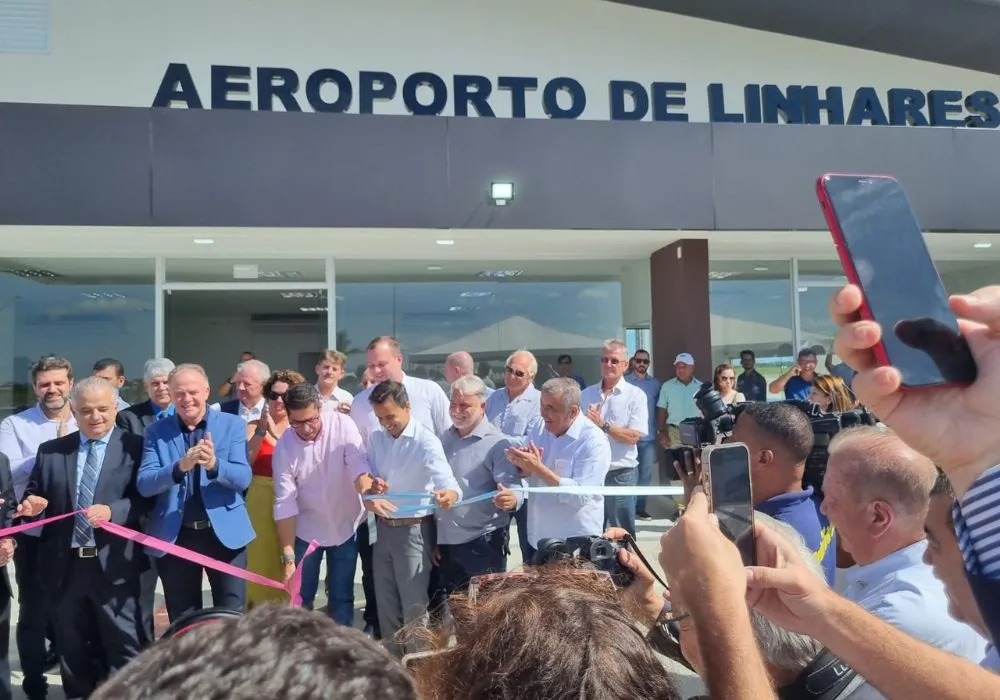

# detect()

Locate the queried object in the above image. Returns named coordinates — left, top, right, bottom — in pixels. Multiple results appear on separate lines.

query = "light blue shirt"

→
left=525, top=415, right=612, bottom=548
left=0, top=405, right=78, bottom=500
left=580, top=378, right=648, bottom=471
left=76, top=431, right=112, bottom=499
left=624, top=373, right=661, bottom=442
left=352, top=374, right=452, bottom=445
left=367, top=418, right=462, bottom=520
left=485, top=385, right=543, bottom=438
left=656, top=377, right=704, bottom=424
left=116, top=397, right=131, bottom=411
left=843, top=540, right=988, bottom=664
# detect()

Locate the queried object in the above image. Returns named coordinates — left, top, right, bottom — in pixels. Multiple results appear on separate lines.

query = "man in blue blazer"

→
left=137, top=364, right=255, bottom=622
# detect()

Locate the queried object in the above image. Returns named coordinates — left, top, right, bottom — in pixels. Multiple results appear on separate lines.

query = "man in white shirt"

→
left=314, top=349, right=353, bottom=412
left=351, top=336, right=451, bottom=442
left=823, top=425, right=987, bottom=689
left=354, top=380, right=461, bottom=656
left=506, top=378, right=612, bottom=556
left=0, top=355, right=77, bottom=700
left=580, top=339, right=648, bottom=537
left=215, top=359, right=269, bottom=423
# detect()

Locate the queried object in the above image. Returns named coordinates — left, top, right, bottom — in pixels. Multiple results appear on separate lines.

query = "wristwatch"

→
left=254, top=427, right=267, bottom=438
left=601, top=421, right=611, bottom=433
left=280, top=552, right=295, bottom=565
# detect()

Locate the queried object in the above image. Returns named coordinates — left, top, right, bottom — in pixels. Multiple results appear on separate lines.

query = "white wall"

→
left=1, top=0, right=997, bottom=122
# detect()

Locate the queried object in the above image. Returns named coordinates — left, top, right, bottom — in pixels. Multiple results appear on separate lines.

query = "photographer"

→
left=728, top=403, right=837, bottom=584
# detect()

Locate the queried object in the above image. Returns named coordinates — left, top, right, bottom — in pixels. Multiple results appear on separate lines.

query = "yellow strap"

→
left=814, top=524, right=836, bottom=563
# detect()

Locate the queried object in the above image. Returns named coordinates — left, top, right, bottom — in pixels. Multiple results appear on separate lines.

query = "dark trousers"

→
left=513, top=501, right=535, bottom=564
left=0, top=590, right=11, bottom=700
left=356, top=519, right=378, bottom=629
left=438, top=530, right=508, bottom=595
left=156, top=527, right=247, bottom=622
left=137, top=557, right=158, bottom=641
left=13, top=535, right=53, bottom=698
left=54, top=558, right=144, bottom=700
left=604, top=467, right=637, bottom=537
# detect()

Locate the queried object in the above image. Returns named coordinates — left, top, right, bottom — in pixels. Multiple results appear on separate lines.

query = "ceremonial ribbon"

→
left=365, top=485, right=686, bottom=516
left=0, top=512, right=319, bottom=607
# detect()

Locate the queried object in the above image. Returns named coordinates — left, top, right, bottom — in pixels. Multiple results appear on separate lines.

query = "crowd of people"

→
left=0, top=282, right=999, bottom=698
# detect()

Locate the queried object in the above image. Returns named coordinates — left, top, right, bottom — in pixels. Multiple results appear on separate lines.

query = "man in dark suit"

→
left=116, top=358, right=176, bottom=438
left=215, top=359, right=269, bottom=422
left=138, top=364, right=255, bottom=622
left=19, top=377, right=151, bottom=700
left=0, top=453, right=17, bottom=700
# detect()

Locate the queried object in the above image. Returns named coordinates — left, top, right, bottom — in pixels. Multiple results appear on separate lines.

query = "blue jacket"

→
left=137, top=410, right=254, bottom=555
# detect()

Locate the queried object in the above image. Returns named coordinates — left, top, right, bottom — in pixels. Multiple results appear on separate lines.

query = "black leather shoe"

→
left=636, top=510, right=653, bottom=521
left=363, top=623, right=381, bottom=640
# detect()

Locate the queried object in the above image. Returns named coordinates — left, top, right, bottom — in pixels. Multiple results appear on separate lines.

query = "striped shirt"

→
left=953, top=465, right=1000, bottom=577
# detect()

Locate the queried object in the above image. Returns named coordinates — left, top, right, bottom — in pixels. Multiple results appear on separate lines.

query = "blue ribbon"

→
left=363, top=485, right=685, bottom=516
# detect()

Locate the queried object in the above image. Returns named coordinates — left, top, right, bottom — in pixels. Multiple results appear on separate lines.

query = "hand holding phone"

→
left=816, top=174, right=977, bottom=389
left=702, top=443, right=756, bottom=566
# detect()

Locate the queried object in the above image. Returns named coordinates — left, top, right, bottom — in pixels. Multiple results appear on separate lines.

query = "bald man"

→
left=822, top=427, right=987, bottom=669
left=443, top=352, right=493, bottom=398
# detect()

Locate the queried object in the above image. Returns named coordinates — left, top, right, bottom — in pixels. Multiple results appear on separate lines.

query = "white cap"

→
left=674, top=352, right=695, bottom=365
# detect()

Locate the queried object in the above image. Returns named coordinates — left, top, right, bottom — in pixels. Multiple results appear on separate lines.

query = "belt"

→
left=74, top=546, right=98, bottom=559
left=183, top=520, right=212, bottom=530
left=379, top=515, right=432, bottom=528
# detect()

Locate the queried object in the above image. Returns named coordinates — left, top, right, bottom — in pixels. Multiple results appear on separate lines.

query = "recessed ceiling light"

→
left=974, top=242, right=993, bottom=249
left=299, top=306, right=327, bottom=312
left=427, top=265, right=443, bottom=271
left=460, top=291, right=493, bottom=298
left=193, top=238, right=215, bottom=245
left=754, top=266, right=769, bottom=272
left=436, top=239, right=455, bottom=246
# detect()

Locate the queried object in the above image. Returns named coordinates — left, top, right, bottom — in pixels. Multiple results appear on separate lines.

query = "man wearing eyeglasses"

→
left=580, top=339, right=648, bottom=537
left=625, top=349, right=661, bottom=521
left=272, top=383, right=367, bottom=626
left=484, top=350, right=543, bottom=563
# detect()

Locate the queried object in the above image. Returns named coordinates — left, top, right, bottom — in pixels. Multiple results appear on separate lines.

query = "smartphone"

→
left=702, top=443, right=756, bottom=566
left=816, top=174, right=977, bottom=388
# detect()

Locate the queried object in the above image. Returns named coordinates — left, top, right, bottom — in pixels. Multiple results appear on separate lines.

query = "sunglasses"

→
left=504, top=365, right=527, bottom=378
left=268, top=391, right=286, bottom=401
left=600, top=357, right=623, bottom=365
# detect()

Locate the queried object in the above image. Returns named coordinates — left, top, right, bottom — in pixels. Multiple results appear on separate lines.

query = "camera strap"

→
left=778, top=648, right=858, bottom=700
left=623, top=534, right=670, bottom=590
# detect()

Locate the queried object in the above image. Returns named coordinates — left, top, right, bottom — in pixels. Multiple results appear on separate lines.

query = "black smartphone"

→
left=703, top=443, right=756, bottom=566
left=816, top=173, right=977, bottom=389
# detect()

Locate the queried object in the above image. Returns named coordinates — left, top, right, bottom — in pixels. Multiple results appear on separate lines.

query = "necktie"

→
left=72, top=441, right=100, bottom=548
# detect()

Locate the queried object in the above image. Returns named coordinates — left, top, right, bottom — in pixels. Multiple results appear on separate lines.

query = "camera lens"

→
left=694, top=383, right=728, bottom=422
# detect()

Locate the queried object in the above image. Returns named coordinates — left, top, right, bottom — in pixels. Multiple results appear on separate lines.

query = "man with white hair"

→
left=485, top=349, right=543, bottom=562
left=217, top=359, right=270, bottom=423
left=138, top=364, right=255, bottom=622
left=822, top=426, right=987, bottom=664
left=581, top=339, right=648, bottom=537
left=117, top=358, right=177, bottom=436
left=676, top=513, right=868, bottom=699
left=506, top=378, right=612, bottom=553
left=435, top=376, right=522, bottom=595
left=19, top=376, right=150, bottom=699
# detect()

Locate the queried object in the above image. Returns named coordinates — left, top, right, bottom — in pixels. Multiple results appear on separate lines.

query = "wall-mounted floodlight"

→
left=490, top=181, right=514, bottom=206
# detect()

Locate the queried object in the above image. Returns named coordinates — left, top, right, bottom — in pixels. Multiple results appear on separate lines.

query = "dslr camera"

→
left=677, top=382, right=748, bottom=449
left=534, top=535, right=635, bottom=587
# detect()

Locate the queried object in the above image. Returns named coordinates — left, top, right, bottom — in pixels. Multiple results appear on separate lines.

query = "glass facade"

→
left=336, top=278, right=624, bottom=393
left=0, top=258, right=155, bottom=417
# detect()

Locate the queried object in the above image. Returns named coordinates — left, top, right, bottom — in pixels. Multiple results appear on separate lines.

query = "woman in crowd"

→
left=713, top=363, right=745, bottom=404
left=244, top=369, right=305, bottom=606
left=407, top=566, right=680, bottom=700
left=808, top=374, right=857, bottom=412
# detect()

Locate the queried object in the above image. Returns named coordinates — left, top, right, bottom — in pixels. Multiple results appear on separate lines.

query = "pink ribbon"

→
left=0, top=512, right=319, bottom=607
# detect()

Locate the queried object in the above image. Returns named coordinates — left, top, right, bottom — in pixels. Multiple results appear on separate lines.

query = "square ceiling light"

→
left=490, top=181, right=514, bottom=206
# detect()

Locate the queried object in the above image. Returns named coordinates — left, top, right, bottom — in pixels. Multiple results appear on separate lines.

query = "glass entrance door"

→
left=164, top=288, right=328, bottom=390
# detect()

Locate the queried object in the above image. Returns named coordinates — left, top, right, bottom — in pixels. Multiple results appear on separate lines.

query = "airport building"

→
left=2, top=0, right=999, bottom=409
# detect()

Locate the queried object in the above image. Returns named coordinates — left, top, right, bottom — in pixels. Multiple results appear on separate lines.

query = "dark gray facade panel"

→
left=0, top=104, right=999, bottom=232
left=443, top=118, right=716, bottom=230
left=0, top=103, right=153, bottom=226
left=711, top=124, right=963, bottom=231
left=150, top=109, right=451, bottom=228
